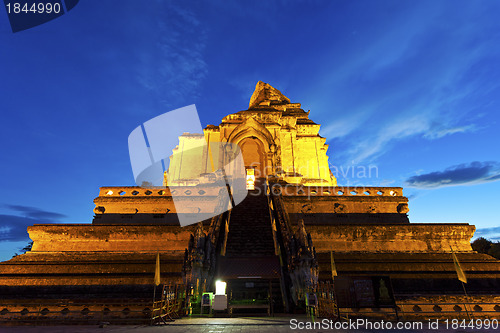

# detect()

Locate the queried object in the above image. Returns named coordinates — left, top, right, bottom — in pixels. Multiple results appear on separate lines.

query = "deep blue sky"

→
left=1, top=0, right=499, bottom=260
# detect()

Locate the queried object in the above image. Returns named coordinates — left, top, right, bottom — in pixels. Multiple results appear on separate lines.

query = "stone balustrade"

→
left=98, top=185, right=404, bottom=198
left=271, top=185, right=404, bottom=197
left=97, top=186, right=222, bottom=198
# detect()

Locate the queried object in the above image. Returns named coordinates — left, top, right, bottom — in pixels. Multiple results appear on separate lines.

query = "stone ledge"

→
left=27, top=224, right=196, bottom=252
left=308, top=223, right=475, bottom=253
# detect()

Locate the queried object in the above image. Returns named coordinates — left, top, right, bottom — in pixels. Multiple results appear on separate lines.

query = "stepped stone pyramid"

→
left=0, top=81, right=498, bottom=319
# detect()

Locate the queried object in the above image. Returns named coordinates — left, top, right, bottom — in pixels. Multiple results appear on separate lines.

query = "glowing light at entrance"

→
left=215, top=280, right=227, bottom=295
left=246, top=168, right=255, bottom=190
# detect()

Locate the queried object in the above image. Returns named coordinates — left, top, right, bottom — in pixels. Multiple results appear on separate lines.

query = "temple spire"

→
left=249, top=81, right=291, bottom=109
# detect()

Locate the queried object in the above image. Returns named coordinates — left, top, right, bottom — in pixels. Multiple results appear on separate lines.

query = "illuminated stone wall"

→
left=167, top=81, right=337, bottom=186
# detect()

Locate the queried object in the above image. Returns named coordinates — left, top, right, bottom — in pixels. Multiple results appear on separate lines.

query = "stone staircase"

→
left=217, top=181, right=285, bottom=313
left=225, top=188, right=275, bottom=257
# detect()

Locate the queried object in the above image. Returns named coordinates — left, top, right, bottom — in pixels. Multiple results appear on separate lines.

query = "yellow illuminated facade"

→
left=166, top=81, right=337, bottom=186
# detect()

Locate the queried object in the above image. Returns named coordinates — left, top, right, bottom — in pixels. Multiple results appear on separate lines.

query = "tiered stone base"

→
left=0, top=222, right=499, bottom=319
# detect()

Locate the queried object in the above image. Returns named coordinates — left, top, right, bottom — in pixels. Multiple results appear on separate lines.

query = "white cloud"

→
left=302, top=2, right=499, bottom=164
left=423, top=124, right=476, bottom=139
left=135, top=3, right=208, bottom=107
left=320, top=111, right=371, bottom=139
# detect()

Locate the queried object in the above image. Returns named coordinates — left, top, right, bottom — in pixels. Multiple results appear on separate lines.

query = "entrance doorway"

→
left=239, top=137, right=266, bottom=179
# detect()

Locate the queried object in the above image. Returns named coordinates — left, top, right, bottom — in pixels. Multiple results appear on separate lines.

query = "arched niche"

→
left=239, top=137, right=266, bottom=178
left=226, top=117, right=276, bottom=178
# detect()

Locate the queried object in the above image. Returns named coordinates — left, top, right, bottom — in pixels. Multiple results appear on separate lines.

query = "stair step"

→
left=225, top=189, right=275, bottom=257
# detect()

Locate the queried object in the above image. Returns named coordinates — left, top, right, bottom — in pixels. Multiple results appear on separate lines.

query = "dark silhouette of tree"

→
left=471, top=237, right=492, bottom=254
left=471, top=237, right=500, bottom=260
left=11, top=241, right=33, bottom=258
left=21, top=241, right=33, bottom=253
left=488, top=243, right=500, bottom=260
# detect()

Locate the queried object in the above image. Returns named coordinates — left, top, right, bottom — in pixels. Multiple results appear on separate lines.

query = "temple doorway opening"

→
left=239, top=136, right=266, bottom=179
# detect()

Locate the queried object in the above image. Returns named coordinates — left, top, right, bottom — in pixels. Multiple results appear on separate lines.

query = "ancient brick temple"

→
left=1, top=82, right=499, bottom=318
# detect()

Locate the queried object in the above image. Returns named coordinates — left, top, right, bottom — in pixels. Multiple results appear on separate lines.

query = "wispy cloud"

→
left=0, top=205, right=66, bottom=241
left=346, top=113, right=430, bottom=162
left=423, top=124, right=477, bottom=139
left=0, top=215, right=36, bottom=242
left=405, top=161, right=500, bottom=189
left=309, top=1, right=499, bottom=163
left=135, top=3, right=208, bottom=107
left=320, top=111, right=371, bottom=139
left=406, top=192, right=420, bottom=200
left=474, top=226, right=500, bottom=242
left=4, top=204, right=66, bottom=220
